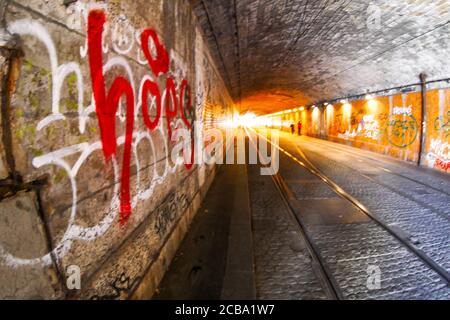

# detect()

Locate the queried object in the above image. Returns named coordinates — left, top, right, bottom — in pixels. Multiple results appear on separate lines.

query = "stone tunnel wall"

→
left=0, top=0, right=233, bottom=299
left=278, top=83, right=449, bottom=174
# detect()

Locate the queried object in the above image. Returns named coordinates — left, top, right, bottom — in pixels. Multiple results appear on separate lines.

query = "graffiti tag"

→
left=434, top=110, right=450, bottom=138
left=387, top=114, right=418, bottom=148
left=2, top=4, right=199, bottom=267
left=427, top=138, right=449, bottom=172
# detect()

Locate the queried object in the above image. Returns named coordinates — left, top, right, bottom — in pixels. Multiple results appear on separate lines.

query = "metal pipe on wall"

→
left=418, top=73, right=427, bottom=166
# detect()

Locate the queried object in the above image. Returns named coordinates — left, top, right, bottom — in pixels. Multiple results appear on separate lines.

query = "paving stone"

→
left=272, top=134, right=450, bottom=299
left=247, top=164, right=329, bottom=300
left=291, top=138, right=450, bottom=273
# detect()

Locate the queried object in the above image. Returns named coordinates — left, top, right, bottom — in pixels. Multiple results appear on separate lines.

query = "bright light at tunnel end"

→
left=221, top=112, right=273, bottom=128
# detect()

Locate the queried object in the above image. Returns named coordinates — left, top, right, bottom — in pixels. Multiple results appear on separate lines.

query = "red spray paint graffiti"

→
left=435, top=159, right=450, bottom=171
left=87, top=10, right=194, bottom=224
left=179, top=79, right=194, bottom=169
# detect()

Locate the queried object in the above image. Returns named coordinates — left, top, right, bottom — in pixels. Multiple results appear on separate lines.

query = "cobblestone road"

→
left=292, top=135, right=450, bottom=273
left=247, top=164, right=329, bottom=299
left=249, top=130, right=450, bottom=299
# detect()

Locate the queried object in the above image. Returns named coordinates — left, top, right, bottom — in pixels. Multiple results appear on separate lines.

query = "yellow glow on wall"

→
left=326, top=104, right=334, bottom=130
left=367, top=99, right=379, bottom=113
left=343, top=103, right=352, bottom=118
left=312, top=106, right=320, bottom=121
left=342, top=103, right=352, bottom=132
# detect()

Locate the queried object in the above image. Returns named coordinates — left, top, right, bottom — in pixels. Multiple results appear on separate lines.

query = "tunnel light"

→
left=365, top=94, right=374, bottom=101
left=253, top=116, right=272, bottom=127
left=238, top=112, right=257, bottom=126
left=222, top=112, right=260, bottom=128
left=311, top=105, right=316, bottom=108
left=293, top=108, right=298, bottom=112
left=222, top=118, right=237, bottom=128
left=340, top=99, right=348, bottom=104
left=324, top=102, right=329, bottom=106
left=343, top=102, right=352, bottom=114
left=299, top=106, right=305, bottom=111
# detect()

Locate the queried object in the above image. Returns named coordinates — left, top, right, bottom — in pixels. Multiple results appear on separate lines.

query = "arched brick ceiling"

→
left=190, top=0, right=450, bottom=115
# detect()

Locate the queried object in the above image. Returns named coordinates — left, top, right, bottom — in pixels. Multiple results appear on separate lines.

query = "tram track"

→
left=249, top=128, right=450, bottom=289
left=291, top=142, right=450, bottom=223
left=270, top=172, right=343, bottom=300
left=245, top=128, right=342, bottom=299
left=303, top=137, right=450, bottom=197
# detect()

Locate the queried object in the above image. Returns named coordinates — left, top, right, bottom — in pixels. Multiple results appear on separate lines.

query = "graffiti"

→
left=344, top=110, right=363, bottom=127
left=310, top=91, right=448, bottom=171
left=90, top=272, right=142, bottom=300
left=387, top=113, right=418, bottom=148
left=154, top=192, right=188, bottom=238
left=427, top=139, right=449, bottom=171
left=357, top=115, right=380, bottom=140
left=376, top=113, right=389, bottom=123
left=334, top=113, right=345, bottom=134
left=393, top=106, right=412, bottom=116
left=88, top=10, right=194, bottom=224
left=111, top=14, right=136, bottom=55
left=337, top=130, right=357, bottom=140
left=434, top=159, right=450, bottom=171
left=434, top=110, right=450, bottom=138
left=1, top=4, right=198, bottom=267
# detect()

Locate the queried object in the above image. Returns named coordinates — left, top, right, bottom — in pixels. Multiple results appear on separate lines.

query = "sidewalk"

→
left=153, top=164, right=255, bottom=299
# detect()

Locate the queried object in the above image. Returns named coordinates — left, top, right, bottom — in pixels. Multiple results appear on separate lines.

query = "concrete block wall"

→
left=0, top=0, right=233, bottom=299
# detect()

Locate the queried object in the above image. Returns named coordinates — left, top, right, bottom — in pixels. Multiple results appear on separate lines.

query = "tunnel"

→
left=0, top=0, right=449, bottom=304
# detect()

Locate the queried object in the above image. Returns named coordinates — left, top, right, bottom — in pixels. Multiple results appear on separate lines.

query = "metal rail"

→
left=298, top=139, right=450, bottom=224
left=303, top=137, right=450, bottom=197
left=245, top=128, right=342, bottom=300
left=271, top=172, right=343, bottom=300
left=252, top=128, right=450, bottom=285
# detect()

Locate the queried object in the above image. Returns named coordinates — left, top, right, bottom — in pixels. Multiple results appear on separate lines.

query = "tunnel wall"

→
left=302, top=85, right=449, bottom=173
left=0, top=1, right=233, bottom=299
left=423, top=88, right=450, bottom=172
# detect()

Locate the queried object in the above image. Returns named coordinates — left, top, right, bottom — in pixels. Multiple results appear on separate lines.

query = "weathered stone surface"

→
left=1, top=0, right=233, bottom=299
left=261, top=133, right=450, bottom=299
left=80, top=165, right=216, bottom=299
left=247, top=164, right=328, bottom=299
left=293, top=137, right=450, bottom=273
left=0, top=150, right=7, bottom=179
left=192, top=0, right=450, bottom=114
left=0, top=191, right=63, bottom=299
left=0, top=52, right=10, bottom=180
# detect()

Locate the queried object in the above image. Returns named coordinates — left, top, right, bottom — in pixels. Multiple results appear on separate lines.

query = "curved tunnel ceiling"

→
left=190, top=0, right=450, bottom=115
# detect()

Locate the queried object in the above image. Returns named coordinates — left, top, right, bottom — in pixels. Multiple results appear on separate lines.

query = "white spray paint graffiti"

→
left=393, top=106, right=412, bottom=116
left=1, top=5, right=199, bottom=267
left=357, top=114, right=380, bottom=140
